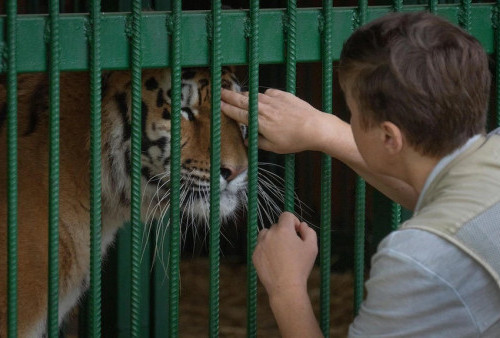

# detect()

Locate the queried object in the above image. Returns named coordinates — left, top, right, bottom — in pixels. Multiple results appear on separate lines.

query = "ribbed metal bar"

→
left=247, top=2, right=260, bottom=337
left=353, top=0, right=367, bottom=316
left=459, top=0, right=472, bottom=32
left=429, top=0, right=438, bottom=14
left=284, top=0, right=297, bottom=213
left=89, top=0, right=102, bottom=336
left=48, top=0, right=61, bottom=335
left=169, top=0, right=182, bottom=336
left=320, top=1, right=333, bottom=336
left=129, top=0, right=142, bottom=335
left=391, top=203, right=401, bottom=230
left=393, top=0, right=403, bottom=12
left=209, top=1, right=222, bottom=336
left=6, top=1, right=18, bottom=336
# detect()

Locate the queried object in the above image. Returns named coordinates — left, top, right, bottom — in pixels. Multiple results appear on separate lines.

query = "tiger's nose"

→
left=220, top=165, right=247, bottom=182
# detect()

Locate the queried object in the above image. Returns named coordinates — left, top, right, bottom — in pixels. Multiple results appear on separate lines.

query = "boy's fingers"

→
left=221, top=88, right=249, bottom=109
left=277, top=212, right=301, bottom=230
left=296, top=222, right=316, bottom=243
left=220, top=100, right=249, bottom=125
left=257, top=228, right=269, bottom=242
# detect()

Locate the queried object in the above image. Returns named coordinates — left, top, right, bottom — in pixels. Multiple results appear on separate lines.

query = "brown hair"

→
left=338, top=12, right=490, bottom=157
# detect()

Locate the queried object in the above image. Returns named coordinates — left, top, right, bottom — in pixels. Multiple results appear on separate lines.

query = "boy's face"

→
left=346, top=92, right=393, bottom=177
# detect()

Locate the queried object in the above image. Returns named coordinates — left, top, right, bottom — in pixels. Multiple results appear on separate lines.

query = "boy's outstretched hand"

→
left=220, top=88, right=328, bottom=154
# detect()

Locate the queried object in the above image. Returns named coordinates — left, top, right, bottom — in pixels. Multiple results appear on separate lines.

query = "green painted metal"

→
left=0, top=6, right=496, bottom=73
left=169, top=0, right=182, bottom=336
left=393, top=0, right=403, bottom=11
left=429, top=0, right=438, bottom=13
left=6, top=1, right=18, bottom=337
left=47, top=0, right=61, bottom=335
left=247, top=2, right=260, bottom=337
left=129, top=0, right=143, bottom=335
left=285, top=0, right=297, bottom=212
left=284, top=1, right=297, bottom=213
left=209, top=1, right=223, bottom=337
left=88, top=0, right=102, bottom=336
left=320, top=1, right=333, bottom=336
left=391, top=0, right=403, bottom=232
left=353, top=0, right=368, bottom=317
left=460, top=0, right=472, bottom=31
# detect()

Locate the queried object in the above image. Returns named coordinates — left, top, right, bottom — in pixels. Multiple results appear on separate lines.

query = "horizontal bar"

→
left=0, top=5, right=495, bottom=72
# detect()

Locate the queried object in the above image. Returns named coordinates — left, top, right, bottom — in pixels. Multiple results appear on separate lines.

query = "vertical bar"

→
left=169, top=0, right=182, bottom=336
left=247, top=2, right=260, bottom=337
left=89, top=0, right=102, bottom=336
left=6, top=1, right=18, bottom=337
left=353, top=0, right=367, bottom=316
left=320, top=1, right=332, bottom=336
left=209, top=1, right=222, bottom=336
left=459, top=0, right=472, bottom=32
left=48, top=0, right=61, bottom=335
left=129, top=0, right=142, bottom=335
left=392, top=0, right=403, bottom=231
left=284, top=0, right=297, bottom=212
left=429, top=0, right=438, bottom=14
left=393, top=0, right=403, bottom=12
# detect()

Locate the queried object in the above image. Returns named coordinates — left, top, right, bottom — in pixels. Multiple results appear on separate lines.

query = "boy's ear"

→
left=380, top=121, right=404, bottom=154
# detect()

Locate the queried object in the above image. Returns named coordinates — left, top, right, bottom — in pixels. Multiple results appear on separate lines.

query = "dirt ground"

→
left=179, top=258, right=354, bottom=337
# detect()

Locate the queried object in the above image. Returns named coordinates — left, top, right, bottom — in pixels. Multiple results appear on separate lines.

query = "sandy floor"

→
left=179, top=258, right=354, bottom=337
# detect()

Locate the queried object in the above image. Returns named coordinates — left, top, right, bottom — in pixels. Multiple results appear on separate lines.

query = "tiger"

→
left=0, top=67, right=250, bottom=336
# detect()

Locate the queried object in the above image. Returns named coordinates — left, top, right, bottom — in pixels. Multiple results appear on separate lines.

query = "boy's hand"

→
left=220, top=88, right=327, bottom=154
left=252, top=212, right=318, bottom=300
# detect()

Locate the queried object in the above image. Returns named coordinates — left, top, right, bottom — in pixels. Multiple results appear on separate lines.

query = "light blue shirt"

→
left=349, top=135, right=500, bottom=337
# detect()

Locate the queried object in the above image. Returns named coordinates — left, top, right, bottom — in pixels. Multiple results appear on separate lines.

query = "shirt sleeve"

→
left=348, top=247, right=480, bottom=338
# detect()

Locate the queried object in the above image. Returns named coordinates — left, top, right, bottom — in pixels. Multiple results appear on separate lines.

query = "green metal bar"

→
left=209, top=1, right=222, bottom=337
left=391, top=203, right=401, bottom=230
left=247, top=2, right=260, bottom=337
left=88, top=0, right=102, bottom=336
left=391, top=0, right=403, bottom=232
left=6, top=1, right=18, bottom=337
left=129, top=0, right=142, bottom=335
left=169, top=0, right=182, bottom=336
left=320, top=1, right=333, bottom=336
left=460, top=0, right=472, bottom=32
left=48, top=0, right=61, bottom=335
left=429, top=0, right=438, bottom=14
left=393, top=0, right=403, bottom=12
left=353, top=0, right=367, bottom=316
left=0, top=6, right=497, bottom=73
left=284, top=0, right=297, bottom=213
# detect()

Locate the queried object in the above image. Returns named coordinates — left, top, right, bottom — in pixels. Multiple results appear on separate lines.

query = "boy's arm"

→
left=252, top=213, right=323, bottom=338
left=221, top=88, right=418, bottom=210
left=268, top=287, right=323, bottom=338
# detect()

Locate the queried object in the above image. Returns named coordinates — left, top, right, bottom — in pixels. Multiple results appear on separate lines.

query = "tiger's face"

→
left=102, top=67, right=248, bottom=224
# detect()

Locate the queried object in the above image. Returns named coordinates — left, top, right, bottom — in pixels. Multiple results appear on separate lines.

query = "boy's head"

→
left=338, top=12, right=490, bottom=157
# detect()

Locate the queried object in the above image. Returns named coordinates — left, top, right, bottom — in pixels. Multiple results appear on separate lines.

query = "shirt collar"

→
left=414, top=134, right=482, bottom=212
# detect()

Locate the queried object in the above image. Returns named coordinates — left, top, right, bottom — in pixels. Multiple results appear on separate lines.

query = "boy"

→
left=221, top=12, right=500, bottom=336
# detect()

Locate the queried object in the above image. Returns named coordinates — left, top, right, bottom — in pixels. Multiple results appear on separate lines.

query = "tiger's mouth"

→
left=180, top=170, right=248, bottom=223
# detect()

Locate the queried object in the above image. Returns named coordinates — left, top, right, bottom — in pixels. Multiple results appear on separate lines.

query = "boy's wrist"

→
left=268, top=283, right=310, bottom=311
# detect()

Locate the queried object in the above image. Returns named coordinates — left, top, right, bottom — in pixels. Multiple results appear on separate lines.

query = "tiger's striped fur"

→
left=0, top=67, right=247, bottom=336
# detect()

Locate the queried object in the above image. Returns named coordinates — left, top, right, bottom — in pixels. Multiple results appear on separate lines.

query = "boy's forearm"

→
left=269, top=288, right=323, bottom=338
